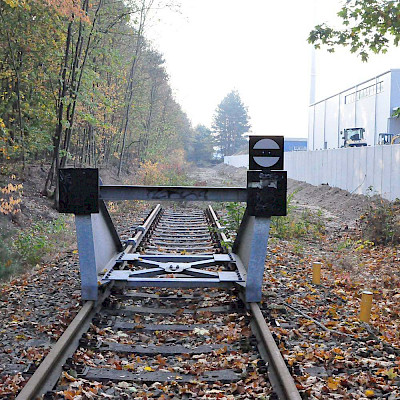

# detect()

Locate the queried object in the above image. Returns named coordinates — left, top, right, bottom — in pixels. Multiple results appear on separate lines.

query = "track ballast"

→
left=16, top=206, right=300, bottom=400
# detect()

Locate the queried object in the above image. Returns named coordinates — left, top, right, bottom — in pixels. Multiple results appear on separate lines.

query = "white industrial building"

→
left=308, top=69, right=400, bottom=150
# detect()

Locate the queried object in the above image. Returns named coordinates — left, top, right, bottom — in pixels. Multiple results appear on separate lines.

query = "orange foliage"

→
left=135, top=150, right=190, bottom=186
left=0, top=182, right=23, bottom=216
left=3, top=0, right=87, bottom=19
left=136, top=160, right=166, bottom=185
left=38, top=0, right=89, bottom=20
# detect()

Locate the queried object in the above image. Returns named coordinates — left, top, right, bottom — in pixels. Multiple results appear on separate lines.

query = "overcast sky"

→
left=146, top=0, right=400, bottom=138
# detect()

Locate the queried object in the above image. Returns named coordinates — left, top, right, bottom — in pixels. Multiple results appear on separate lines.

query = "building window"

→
left=345, top=92, right=356, bottom=104
left=344, top=81, right=383, bottom=104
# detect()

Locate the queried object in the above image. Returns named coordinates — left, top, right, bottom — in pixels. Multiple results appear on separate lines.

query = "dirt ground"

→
left=187, top=164, right=247, bottom=187
left=188, top=164, right=371, bottom=226
left=288, top=180, right=373, bottom=228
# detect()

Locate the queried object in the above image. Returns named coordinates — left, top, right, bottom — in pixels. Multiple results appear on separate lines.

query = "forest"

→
left=0, top=0, right=194, bottom=192
left=0, top=0, right=251, bottom=195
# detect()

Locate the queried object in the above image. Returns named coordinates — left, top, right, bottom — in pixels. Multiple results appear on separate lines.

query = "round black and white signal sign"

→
left=249, top=136, right=284, bottom=170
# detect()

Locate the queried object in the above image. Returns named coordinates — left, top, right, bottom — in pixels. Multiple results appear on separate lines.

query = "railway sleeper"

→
left=80, top=367, right=241, bottom=384
left=101, top=304, right=245, bottom=316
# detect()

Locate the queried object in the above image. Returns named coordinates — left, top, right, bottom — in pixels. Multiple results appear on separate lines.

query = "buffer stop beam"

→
left=57, top=136, right=287, bottom=303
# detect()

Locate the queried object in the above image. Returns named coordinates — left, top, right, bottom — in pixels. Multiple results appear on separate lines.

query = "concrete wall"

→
left=224, top=154, right=248, bottom=168
left=285, top=145, right=400, bottom=201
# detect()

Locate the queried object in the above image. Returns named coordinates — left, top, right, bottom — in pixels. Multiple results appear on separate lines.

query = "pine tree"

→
left=212, top=90, right=250, bottom=157
left=187, top=125, right=215, bottom=164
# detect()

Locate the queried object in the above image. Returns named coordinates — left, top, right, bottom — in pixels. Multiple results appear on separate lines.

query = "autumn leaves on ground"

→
left=263, top=181, right=400, bottom=399
left=1, top=163, right=399, bottom=398
left=191, top=169, right=400, bottom=398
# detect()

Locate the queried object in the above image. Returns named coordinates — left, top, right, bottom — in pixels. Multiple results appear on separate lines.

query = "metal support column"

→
left=232, top=211, right=271, bottom=303
left=58, top=169, right=122, bottom=301
left=244, top=218, right=270, bottom=302
left=234, top=136, right=287, bottom=302
left=75, top=215, right=98, bottom=300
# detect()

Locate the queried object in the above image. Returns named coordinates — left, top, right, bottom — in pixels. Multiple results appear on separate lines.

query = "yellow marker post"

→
left=359, top=290, right=373, bottom=323
left=312, top=262, right=322, bottom=285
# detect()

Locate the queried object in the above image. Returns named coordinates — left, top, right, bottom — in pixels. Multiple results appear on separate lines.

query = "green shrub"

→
left=212, top=202, right=246, bottom=247
left=360, top=198, right=400, bottom=245
left=14, top=217, right=67, bottom=265
left=271, top=192, right=325, bottom=240
left=223, top=202, right=246, bottom=237
left=134, top=150, right=194, bottom=186
left=0, top=218, right=21, bottom=279
left=217, top=192, right=326, bottom=242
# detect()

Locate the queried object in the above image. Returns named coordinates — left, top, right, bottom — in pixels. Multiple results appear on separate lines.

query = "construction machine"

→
left=341, top=128, right=367, bottom=147
left=378, top=133, right=394, bottom=145
left=377, top=133, right=400, bottom=145
left=392, top=135, right=400, bottom=145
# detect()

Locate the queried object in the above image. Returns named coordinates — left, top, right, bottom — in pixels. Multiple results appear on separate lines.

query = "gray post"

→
left=245, top=218, right=271, bottom=302
left=236, top=136, right=287, bottom=302
left=232, top=212, right=271, bottom=303
left=75, top=215, right=98, bottom=300
left=58, top=169, right=123, bottom=301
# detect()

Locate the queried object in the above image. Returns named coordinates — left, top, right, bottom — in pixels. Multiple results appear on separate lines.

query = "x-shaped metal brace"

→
left=125, top=259, right=220, bottom=279
left=100, top=252, right=245, bottom=286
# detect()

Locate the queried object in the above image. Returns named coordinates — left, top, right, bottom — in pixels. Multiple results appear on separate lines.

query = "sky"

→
left=146, top=0, right=400, bottom=138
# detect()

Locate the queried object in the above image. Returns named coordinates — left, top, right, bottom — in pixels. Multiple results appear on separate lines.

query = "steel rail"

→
left=16, top=288, right=111, bottom=400
left=125, top=204, right=162, bottom=253
left=15, top=206, right=162, bottom=399
left=207, top=205, right=231, bottom=246
left=249, top=302, right=301, bottom=400
left=16, top=303, right=93, bottom=400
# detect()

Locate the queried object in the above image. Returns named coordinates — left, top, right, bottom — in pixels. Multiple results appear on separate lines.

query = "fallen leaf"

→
left=327, top=376, right=340, bottom=390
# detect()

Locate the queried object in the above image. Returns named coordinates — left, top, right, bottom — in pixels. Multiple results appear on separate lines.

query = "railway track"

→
left=16, top=205, right=301, bottom=400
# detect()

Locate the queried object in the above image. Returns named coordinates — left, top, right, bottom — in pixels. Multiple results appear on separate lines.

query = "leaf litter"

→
left=263, top=187, right=400, bottom=399
left=2, top=164, right=399, bottom=399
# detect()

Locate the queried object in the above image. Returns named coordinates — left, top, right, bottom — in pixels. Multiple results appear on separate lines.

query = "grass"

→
left=215, top=192, right=326, bottom=243
left=0, top=215, right=72, bottom=280
left=14, top=217, right=69, bottom=265
left=0, top=218, right=21, bottom=279
left=270, top=192, right=325, bottom=240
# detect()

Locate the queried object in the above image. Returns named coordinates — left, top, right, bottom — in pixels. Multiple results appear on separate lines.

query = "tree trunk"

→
left=118, top=0, right=153, bottom=176
left=43, top=18, right=73, bottom=195
left=60, top=0, right=102, bottom=168
left=0, top=8, right=25, bottom=169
